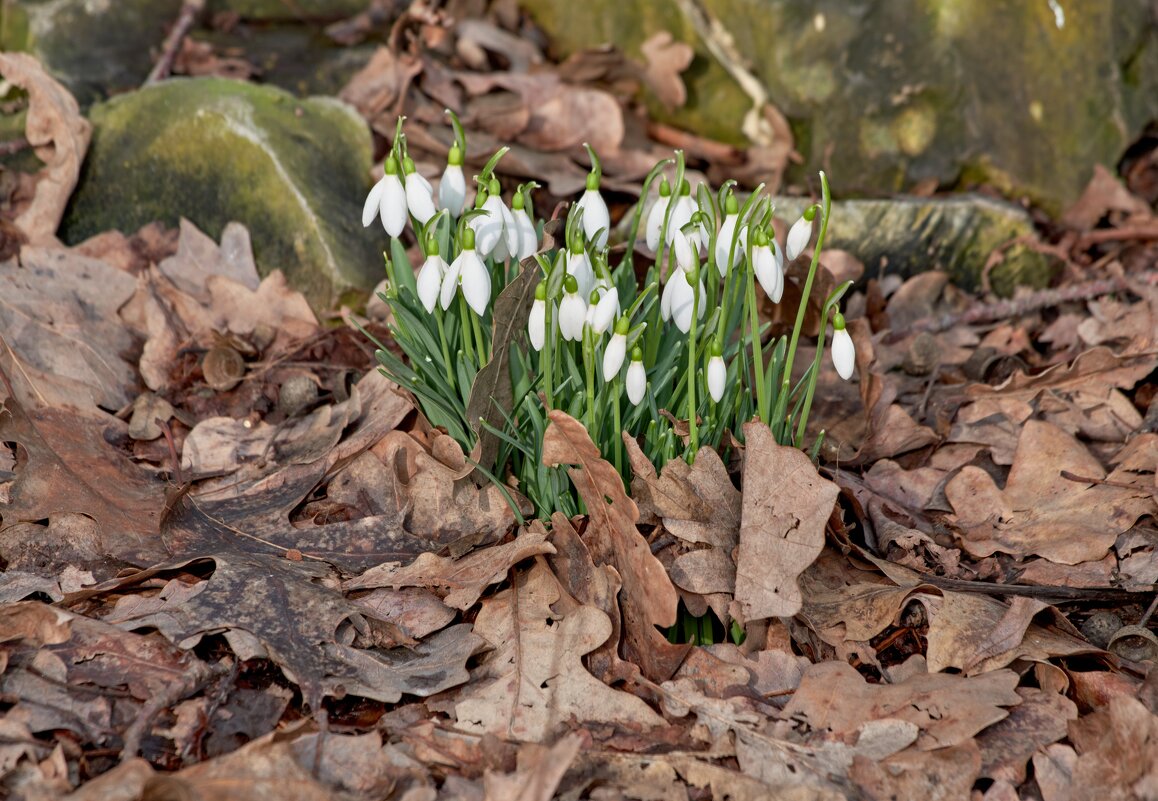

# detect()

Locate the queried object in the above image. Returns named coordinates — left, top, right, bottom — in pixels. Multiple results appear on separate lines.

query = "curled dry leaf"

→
left=946, top=419, right=1156, bottom=564
left=849, top=741, right=982, bottom=801
left=732, top=422, right=838, bottom=622
left=639, top=31, right=694, bottom=111
left=542, top=410, right=686, bottom=681
left=454, top=561, right=664, bottom=741
left=481, top=734, right=581, bottom=801
left=343, top=525, right=556, bottom=610
left=0, top=53, right=91, bottom=244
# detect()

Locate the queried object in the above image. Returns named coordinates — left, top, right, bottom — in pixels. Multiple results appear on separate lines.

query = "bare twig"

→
left=145, top=0, right=207, bottom=85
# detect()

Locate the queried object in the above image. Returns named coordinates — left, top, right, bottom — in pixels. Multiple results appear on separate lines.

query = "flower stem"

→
left=793, top=305, right=832, bottom=448
left=435, top=307, right=455, bottom=389
left=612, top=374, right=623, bottom=476
left=744, top=254, right=768, bottom=424
left=687, top=276, right=700, bottom=463
left=458, top=294, right=476, bottom=364
left=583, top=327, right=596, bottom=437
left=471, top=309, right=488, bottom=363
left=781, top=172, right=832, bottom=422
left=542, top=299, right=555, bottom=409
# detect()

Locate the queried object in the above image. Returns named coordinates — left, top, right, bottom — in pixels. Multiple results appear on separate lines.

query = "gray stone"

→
left=60, top=77, right=382, bottom=308
left=525, top=0, right=1158, bottom=215
left=772, top=194, right=1053, bottom=296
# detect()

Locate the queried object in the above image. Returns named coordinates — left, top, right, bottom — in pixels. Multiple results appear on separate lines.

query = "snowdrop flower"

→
left=707, top=342, right=726, bottom=403
left=645, top=178, right=671, bottom=252
left=751, top=228, right=784, bottom=303
left=785, top=206, right=816, bottom=261
left=362, top=155, right=407, bottom=237
left=528, top=282, right=547, bottom=351
left=576, top=171, right=610, bottom=249
left=510, top=190, right=539, bottom=261
left=403, top=157, right=436, bottom=225
left=831, top=312, right=856, bottom=380
left=714, top=193, right=743, bottom=277
left=439, top=142, right=466, bottom=217
left=587, top=286, right=619, bottom=335
left=416, top=237, right=447, bottom=313
left=474, top=179, right=516, bottom=260
left=673, top=225, right=699, bottom=274
left=665, top=181, right=698, bottom=249
left=669, top=267, right=705, bottom=334
left=439, top=228, right=491, bottom=315
left=564, top=243, right=595, bottom=300
left=558, top=276, right=587, bottom=342
left=603, top=316, right=628, bottom=380
left=625, top=347, right=647, bottom=405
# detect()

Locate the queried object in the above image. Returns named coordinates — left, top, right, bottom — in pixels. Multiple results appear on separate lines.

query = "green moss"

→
left=205, top=0, right=369, bottom=20
left=61, top=78, right=380, bottom=309
left=0, top=1, right=30, bottom=52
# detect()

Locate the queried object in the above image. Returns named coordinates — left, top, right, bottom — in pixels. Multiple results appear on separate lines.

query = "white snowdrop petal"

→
left=579, top=189, right=610, bottom=249
left=715, top=214, right=743, bottom=276
left=439, top=164, right=466, bottom=217
left=380, top=175, right=408, bottom=237
left=439, top=256, right=463, bottom=310
left=645, top=195, right=668, bottom=251
left=558, top=292, right=587, bottom=341
left=362, top=177, right=387, bottom=228
left=591, top=288, right=619, bottom=334
left=406, top=174, right=437, bottom=225
left=566, top=251, right=595, bottom=300
left=460, top=252, right=492, bottom=316
left=832, top=327, right=856, bottom=380
left=707, top=355, right=726, bottom=402
left=514, top=209, right=538, bottom=261
left=603, top=334, right=626, bottom=380
left=528, top=299, right=546, bottom=351
left=416, top=255, right=445, bottom=313
left=626, top=360, right=647, bottom=405
left=786, top=215, right=813, bottom=261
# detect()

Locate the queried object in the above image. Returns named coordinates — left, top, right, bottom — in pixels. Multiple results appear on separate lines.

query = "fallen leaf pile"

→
left=2, top=6, right=1158, bottom=800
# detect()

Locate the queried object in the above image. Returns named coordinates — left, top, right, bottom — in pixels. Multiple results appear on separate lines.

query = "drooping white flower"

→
left=558, top=277, right=587, bottom=342
left=440, top=228, right=491, bottom=315
left=528, top=282, right=547, bottom=351
left=363, top=155, right=407, bottom=237
left=714, top=194, right=743, bottom=277
left=673, top=226, right=699, bottom=273
left=403, top=157, right=436, bottom=225
left=416, top=239, right=447, bottom=313
left=751, top=229, right=784, bottom=303
left=564, top=245, right=595, bottom=300
left=831, top=312, right=856, bottom=380
left=707, top=350, right=726, bottom=402
left=645, top=178, right=671, bottom=252
left=669, top=268, right=705, bottom=334
left=588, top=286, right=619, bottom=335
left=786, top=208, right=815, bottom=261
left=439, top=142, right=467, bottom=217
left=603, top=317, right=628, bottom=380
left=474, top=187, right=510, bottom=259
left=511, top=191, right=539, bottom=261
left=664, top=183, right=698, bottom=249
left=576, top=176, right=610, bottom=249
left=626, top=348, right=647, bottom=405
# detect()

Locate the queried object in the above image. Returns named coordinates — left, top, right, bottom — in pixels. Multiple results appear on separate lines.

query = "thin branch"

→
left=145, top=0, right=207, bottom=85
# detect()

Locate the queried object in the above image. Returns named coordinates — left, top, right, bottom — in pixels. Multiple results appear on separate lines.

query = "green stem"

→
left=458, top=294, right=476, bottom=364
left=744, top=255, right=768, bottom=423
left=687, top=275, right=700, bottom=462
left=543, top=300, right=555, bottom=409
left=471, top=309, right=488, bottom=364
left=782, top=173, right=832, bottom=412
left=435, top=307, right=454, bottom=389
left=613, top=374, right=623, bottom=476
left=583, top=326, right=596, bottom=437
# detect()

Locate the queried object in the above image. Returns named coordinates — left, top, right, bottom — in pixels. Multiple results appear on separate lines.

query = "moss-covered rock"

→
left=60, top=77, right=381, bottom=309
left=205, top=0, right=370, bottom=21
left=773, top=195, right=1053, bottom=296
left=525, top=0, right=1158, bottom=215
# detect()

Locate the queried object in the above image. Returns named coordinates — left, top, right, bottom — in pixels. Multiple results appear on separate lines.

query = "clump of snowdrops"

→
left=361, top=113, right=856, bottom=521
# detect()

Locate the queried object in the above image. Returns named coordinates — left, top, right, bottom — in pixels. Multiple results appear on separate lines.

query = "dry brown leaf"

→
left=850, top=741, right=982, bottom=801
left=783, top=660, right=1021, bottom=750
left=481, top=734, right=581, bottom=801
left=639, top=31, right=694, bottom=111
left=1062, top=164, right=1153, bottom=231
left=0, top=246, right=138, bottom=412
left=1066, top=696, right=1158, bottom=800
left=454, top=561, right=664, bottom=741
left=0, top=398, right=168, bottom=567
left=976, top=688, right=1077, bottom=784
left=732, top=422, right=838, bottom=622
left=343, top=526, right=555, bottom=610
left=0, top=53, right=91, bottom=245
left=542, top=410, right=685, bottom=681
left=339, top=46, right=424, bottom=123
left=946, top=420, right=1156, bottom=563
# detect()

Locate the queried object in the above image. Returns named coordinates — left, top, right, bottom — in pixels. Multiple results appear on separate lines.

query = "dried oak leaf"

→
left=946, top=419, right=1156, bottom=564
left=1065, top=696, right=1158, bottom=800
left=0, top=397, right=168, bottom=567
left=639, top=31, right=694, bottom=111
left=542, top=410, right=686, bottom=681
left=732, top=422, right=838, bottom=622
left=850, top=741, right=982, bottom=801
left=343, top=525, right=555, bottom=610
left=103, top=551, right=478, bottom=709
left=0, top=53, right=91, bottom=245
left=784, top=660, right=1022, bottom=751
left=481, top=734, right=581, bottom=801
left=0, top=246, right=138, bottom=412
left=454, top=561, right=664, bottom=741
left=975, top=688, right=1077, bottom=784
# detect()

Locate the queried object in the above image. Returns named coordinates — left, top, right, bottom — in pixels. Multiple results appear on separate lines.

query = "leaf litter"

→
left=1, top=4, right=1157, bottom=800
